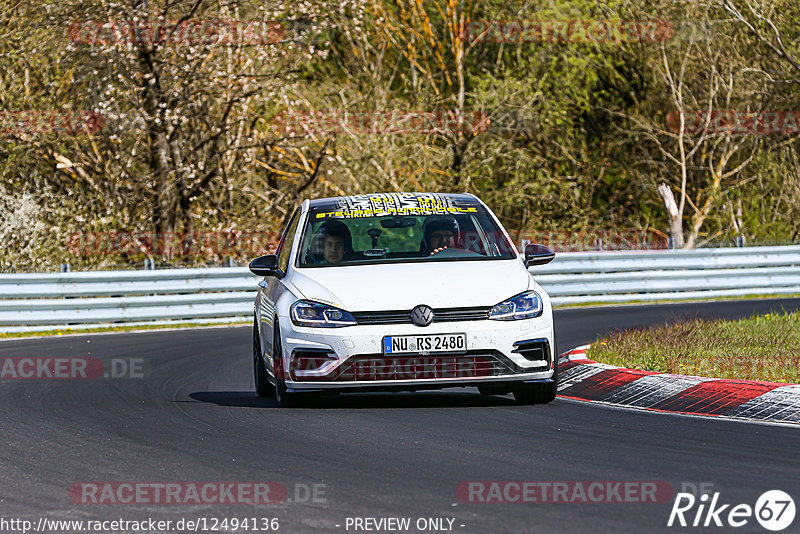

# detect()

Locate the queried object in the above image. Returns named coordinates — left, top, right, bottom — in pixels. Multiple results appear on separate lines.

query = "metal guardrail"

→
left=535, top=246, right=800, bottom=305
left=1, top=245, right=799, bottom=332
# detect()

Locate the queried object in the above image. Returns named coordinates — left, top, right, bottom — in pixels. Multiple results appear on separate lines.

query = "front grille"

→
left=350, top=310, right=411, bottom=325
left=512, top=339, right=550, bottom=363
left=351, top=306, right=491, bottom=325
left=433, top=307, right=491, bottom=321
left=300, top=353, right=519, bottom=382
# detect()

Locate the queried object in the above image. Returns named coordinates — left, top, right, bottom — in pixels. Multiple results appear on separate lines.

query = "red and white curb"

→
left=557, top=345, right=800, bottom=424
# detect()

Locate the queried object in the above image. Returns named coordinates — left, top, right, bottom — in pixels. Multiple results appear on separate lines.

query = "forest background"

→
left=2, top=0, right=799, bottom=268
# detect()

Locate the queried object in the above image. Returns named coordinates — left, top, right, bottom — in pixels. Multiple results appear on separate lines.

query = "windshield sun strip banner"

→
left=313, top=193, right=480, bottom=219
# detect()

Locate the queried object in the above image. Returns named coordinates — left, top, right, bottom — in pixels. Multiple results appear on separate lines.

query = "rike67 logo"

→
left=668, top=489, right=795, bottom=531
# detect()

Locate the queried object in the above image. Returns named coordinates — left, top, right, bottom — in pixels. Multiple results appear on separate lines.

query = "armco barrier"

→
left=1, top=245, right=799, bottom=332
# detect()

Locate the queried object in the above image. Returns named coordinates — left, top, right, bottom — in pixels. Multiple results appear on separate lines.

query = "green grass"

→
left=552, top=293, right=800, bottom=309
left=0, top=320, right=250, bottom=339
left=587, top=310, right=800, bottom=384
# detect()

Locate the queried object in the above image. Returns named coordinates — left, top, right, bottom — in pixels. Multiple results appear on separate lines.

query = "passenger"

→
left=308, top=220, right=354, bottom=264
left=421, top=216, right=458, bottom=255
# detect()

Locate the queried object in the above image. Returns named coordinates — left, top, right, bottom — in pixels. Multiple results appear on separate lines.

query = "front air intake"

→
left=512, top=339, right=550, bottom=363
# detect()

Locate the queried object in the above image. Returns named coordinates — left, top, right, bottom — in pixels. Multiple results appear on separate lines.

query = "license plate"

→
left=383, top=333, right=467, bottom=355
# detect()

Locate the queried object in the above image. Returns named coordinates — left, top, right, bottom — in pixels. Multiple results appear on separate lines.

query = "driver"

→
left=420, top=216, right=458, bottom=255
left=308, top=220, right=354, bottom=264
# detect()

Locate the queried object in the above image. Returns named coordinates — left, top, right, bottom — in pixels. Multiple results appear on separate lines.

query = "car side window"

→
left=277, top=210, right=301, bottom=273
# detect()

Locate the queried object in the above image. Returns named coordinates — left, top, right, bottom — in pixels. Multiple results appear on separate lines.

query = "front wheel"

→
left=513, top=360, right=558, bottom=405
left=273, top=324, right=297, bottom=408
left=253, top=321, right=274, bottom=398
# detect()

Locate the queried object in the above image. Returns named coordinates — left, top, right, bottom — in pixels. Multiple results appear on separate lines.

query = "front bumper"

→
left=278, top=315, right=555, bottom=391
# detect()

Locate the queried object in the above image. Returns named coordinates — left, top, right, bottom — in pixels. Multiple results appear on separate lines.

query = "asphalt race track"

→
left=2, top=299, right=800, bottom=534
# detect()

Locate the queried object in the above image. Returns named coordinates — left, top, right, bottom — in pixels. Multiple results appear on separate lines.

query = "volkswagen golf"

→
left=249, top=192, right=557, bottom=406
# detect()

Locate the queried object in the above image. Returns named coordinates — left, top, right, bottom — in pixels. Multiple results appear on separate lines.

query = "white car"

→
left=250, top=192, right=557, bottom=407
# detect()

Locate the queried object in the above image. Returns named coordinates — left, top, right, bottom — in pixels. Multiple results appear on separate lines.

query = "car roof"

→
left=306, top=192, right=481, bottom=211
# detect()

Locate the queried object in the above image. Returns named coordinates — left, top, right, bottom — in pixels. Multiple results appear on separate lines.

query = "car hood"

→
left=287, top=260, right=531, bottom=311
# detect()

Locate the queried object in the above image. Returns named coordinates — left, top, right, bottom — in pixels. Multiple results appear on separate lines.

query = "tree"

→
left=610, top=2, right=763, bottom=248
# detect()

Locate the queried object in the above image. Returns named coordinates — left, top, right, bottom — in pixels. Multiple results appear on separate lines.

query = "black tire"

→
left=273, top=323, right=297, bottom=408
left=253, top=320, right=274, bottom=398
left=513, top=359, right=558, bottom=405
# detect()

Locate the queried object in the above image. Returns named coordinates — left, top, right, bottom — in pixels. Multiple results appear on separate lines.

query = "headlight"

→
left=290, top=300, right=357, bottom=327
left=489, top=291, right=543, bottom=320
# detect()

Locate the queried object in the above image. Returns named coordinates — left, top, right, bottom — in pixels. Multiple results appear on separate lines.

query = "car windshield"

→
left=296, top=194, right=518, bottom=267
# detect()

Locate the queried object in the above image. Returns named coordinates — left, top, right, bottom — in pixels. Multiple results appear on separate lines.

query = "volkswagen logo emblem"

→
left=411, top=305, right=434, bottom=327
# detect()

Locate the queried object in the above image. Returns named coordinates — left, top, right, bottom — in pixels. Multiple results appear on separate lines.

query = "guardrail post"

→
left=736, top=235, right=745, bottom=247
left=667, top=236, right=675, bottom=250
left=144, top=258, right=155, bottom=270
left=59, top=263, right=70, bottom=272
left=227, top=257, right=234, bottom=267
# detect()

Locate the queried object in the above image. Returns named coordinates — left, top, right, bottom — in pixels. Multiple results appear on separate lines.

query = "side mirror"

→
left=524, top=244, right=555, bottom=267
left=249, top=254, right=284, bottom=278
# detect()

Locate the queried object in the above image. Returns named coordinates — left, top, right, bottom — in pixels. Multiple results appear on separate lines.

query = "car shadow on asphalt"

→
left=188, top=391, right=275, bottom=408
left=188, top=390, right=518, bottom=409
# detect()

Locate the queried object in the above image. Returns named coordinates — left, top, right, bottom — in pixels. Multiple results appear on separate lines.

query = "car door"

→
left=257, top=209, right=301, bottom=372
